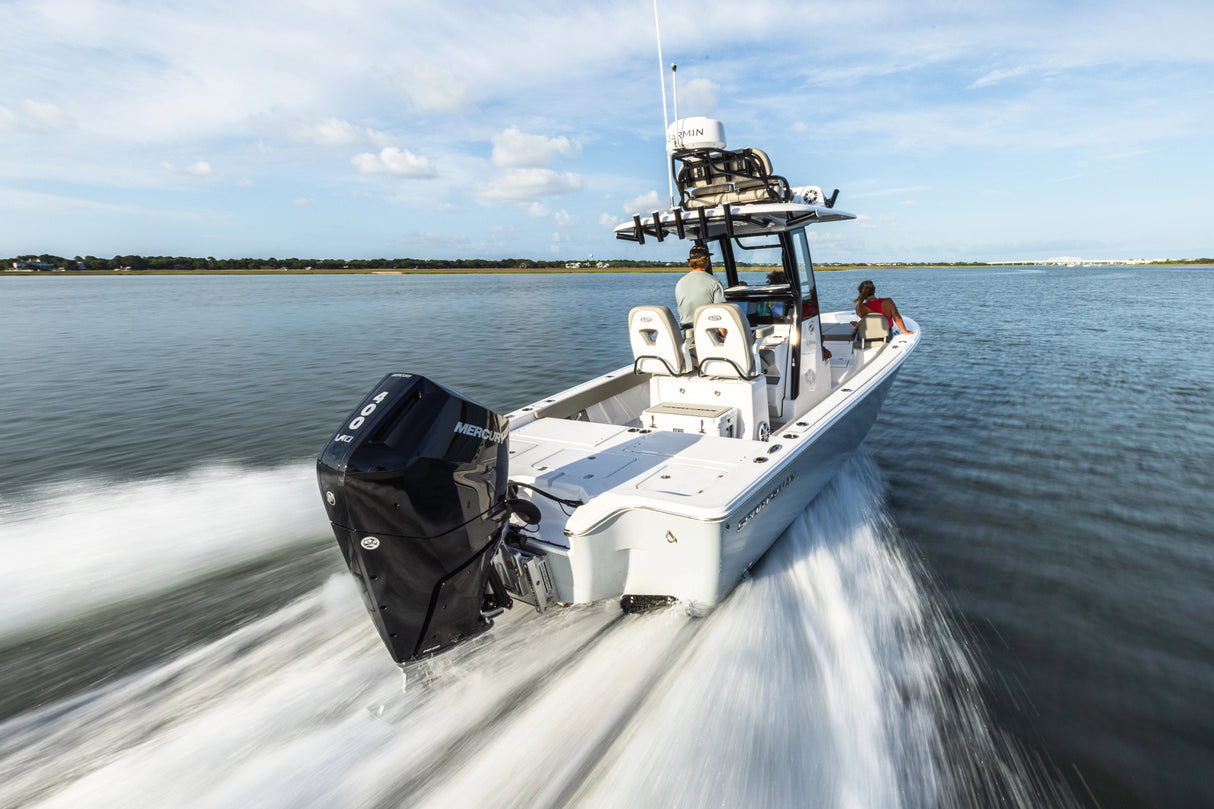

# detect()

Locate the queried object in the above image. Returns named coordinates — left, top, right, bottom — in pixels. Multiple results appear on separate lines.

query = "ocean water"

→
left=0, top=267, right=1210, bottom=808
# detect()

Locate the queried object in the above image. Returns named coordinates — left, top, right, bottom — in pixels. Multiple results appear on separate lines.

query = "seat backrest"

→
left=628, top=305, right=693, bottom=376
left=694, top=303, right=758, bottom=378
left=746, top=147, right=774, bottom=176
left=674, top=147, right=789, bottom=209
left=857, top=312, right=890, bottom=347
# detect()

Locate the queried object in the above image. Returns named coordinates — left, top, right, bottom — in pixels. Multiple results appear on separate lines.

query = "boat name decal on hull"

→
left=736, top=473, right=796, bottom=533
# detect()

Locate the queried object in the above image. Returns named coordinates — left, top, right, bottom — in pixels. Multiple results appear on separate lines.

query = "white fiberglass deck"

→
left=505, top=311, right=919, bottom=553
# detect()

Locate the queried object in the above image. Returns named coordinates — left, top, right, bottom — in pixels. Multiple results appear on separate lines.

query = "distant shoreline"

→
left=4, top=262, right=1211, bottom=278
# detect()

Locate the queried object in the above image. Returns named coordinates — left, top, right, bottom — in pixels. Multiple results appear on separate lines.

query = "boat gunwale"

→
left=509, top=314, right=920, bottom=535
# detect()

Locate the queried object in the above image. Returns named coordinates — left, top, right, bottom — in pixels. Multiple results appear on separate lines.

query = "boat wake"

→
left=0, top=455, right=1076, bottom=809
left=0, top=462, right=329, bottom=639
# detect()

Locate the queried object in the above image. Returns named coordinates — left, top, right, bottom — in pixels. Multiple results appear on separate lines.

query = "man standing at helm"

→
left=676, top=243, right=725, bottom=327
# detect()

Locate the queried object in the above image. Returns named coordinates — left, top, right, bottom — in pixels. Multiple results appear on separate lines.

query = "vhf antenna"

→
left=653, top=0, right=675, bottom=208
left=671, top=63, right=679, bottom=124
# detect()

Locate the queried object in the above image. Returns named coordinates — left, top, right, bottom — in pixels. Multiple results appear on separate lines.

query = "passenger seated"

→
left=853, top=280, right=915, bottom=335
left=675, top=244, right=724, bottom=328
left=854, top=313, right=891, bottom=348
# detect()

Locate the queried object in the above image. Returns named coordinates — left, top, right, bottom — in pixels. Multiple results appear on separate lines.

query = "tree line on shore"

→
left=4, top=254, right=677, bottom=271
left=6, top=253, right=1213, bottom=272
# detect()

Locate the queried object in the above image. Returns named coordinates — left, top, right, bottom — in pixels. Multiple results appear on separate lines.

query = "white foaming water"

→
left=0, top=462, right=329, bottom=639
left=0, top=456, right=1071, bottom=809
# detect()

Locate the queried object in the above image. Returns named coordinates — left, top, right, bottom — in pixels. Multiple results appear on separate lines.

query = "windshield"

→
left=792, top=229, right=819, bottom=317
left=729, top=235, right=784, bottom=287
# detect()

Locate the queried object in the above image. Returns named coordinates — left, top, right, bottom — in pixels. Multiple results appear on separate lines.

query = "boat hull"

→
left=534, top=369, right=898, bottom=607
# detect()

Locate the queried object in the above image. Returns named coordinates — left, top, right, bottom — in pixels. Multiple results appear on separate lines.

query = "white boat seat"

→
left=628, top=305, right=693, bottom=376
left=693, top=303, right=759, bottom=379
left=856, top=313, right=890, bottom=348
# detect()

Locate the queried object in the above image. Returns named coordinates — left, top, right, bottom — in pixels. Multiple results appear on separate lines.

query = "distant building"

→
left=990, top=257, right=1164, bottom=266
left=11, top=260, right=56, bottom=272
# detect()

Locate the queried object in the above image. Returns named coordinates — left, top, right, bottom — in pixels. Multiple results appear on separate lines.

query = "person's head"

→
left=854, top=279, right=875, bottom=305
left=688, top=244, right=711, bottom=271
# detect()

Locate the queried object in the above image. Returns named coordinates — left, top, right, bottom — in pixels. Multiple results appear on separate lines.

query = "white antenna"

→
left=653, top=0, right=674, bottom=208
left=671, top=63, right=679, bottom=124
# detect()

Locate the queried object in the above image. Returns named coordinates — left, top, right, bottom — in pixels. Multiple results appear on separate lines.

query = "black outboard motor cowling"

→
left=317, top=373, right=511, bottom=663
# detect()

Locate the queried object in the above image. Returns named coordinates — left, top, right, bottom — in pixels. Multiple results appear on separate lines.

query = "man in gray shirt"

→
left=675, top=243, right=725, bottom=326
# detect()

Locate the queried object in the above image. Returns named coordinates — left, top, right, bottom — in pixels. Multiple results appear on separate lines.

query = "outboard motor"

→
left=317, top=373, right=512, bottom=664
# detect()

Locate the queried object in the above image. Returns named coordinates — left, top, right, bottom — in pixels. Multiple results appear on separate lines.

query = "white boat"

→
left=317, top=117, right=920, bottom=664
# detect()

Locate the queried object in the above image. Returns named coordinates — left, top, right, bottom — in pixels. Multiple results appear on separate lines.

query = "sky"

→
left=2, top=0, right=1212, bottom=263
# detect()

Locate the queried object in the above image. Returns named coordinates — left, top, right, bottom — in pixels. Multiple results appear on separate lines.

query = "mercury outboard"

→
left=317, top=373, right=516, bottom=664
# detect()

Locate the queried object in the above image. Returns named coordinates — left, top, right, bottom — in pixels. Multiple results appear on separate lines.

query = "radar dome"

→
left=666, top=117, right=726, bottom=153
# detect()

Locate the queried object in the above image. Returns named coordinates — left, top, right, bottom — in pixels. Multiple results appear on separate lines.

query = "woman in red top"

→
left=854, top=280, right=915, bottom=334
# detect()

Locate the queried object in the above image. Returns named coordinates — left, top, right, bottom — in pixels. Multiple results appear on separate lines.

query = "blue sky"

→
left=2, top=0, right=1211, bottom=263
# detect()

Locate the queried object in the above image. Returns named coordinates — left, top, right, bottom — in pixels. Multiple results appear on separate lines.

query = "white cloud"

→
left=1097, top=148, right=1152, bottom=162
left=477, top=168, right=583, bottom=204
left=292, top=197, right=316, bottom=205
left=599, top=212, right=624, bottom=227
left=526, top=202, right=550, bottom=218
left=967, top=65, right=1035, bottom=89
left=850, top=186, right=929, bottom=198
left=623, top=190, right=662, bottom=213
left=553, top=209, right=577, bottom=227
left=0, top=100, right=71, bottom=132
left=23, top=100, right=71, bottom=129
left=352, top=147, right=436, bottom=178
left=0, top=186, right=203, bottom=221
left=680, top=78, right=720, bottom=116
left=289, top=117, right=391, bottom=147
left=160, top=160, right=214, bottom=179
left=491, top=126, right=581, bottom=167
left=401, top=64, right=472, bottom=114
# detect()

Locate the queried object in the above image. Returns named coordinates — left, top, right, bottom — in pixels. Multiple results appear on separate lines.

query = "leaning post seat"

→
left=639, top=307, right=771, bottom=441
left=672, top=147, right=791, bottom=209
left=628, top=305, right=693, bottom=376
left=693, top=303, right=760, bottom=379
left=856, top=312, right=891, bottom=348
